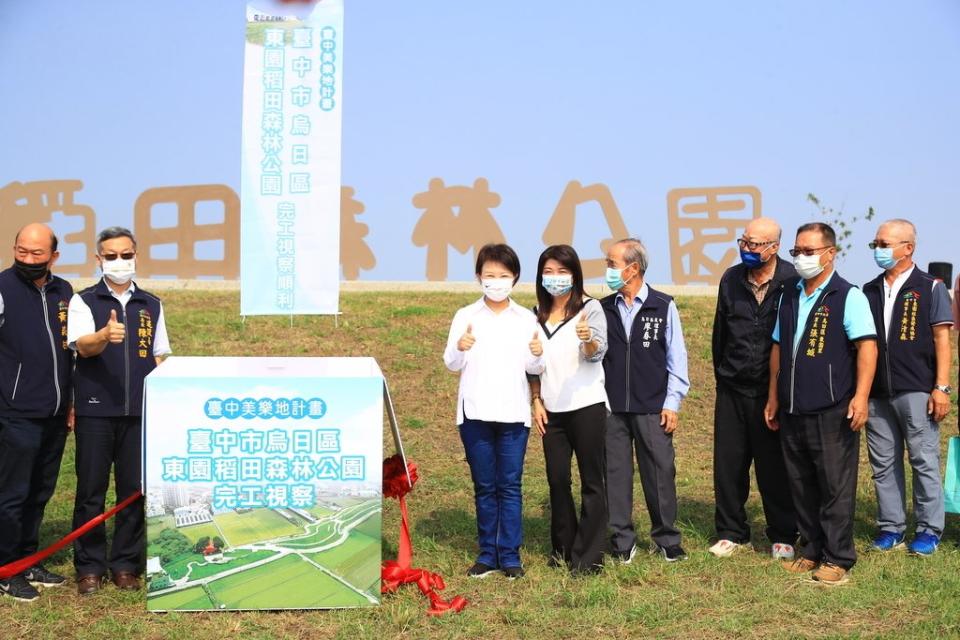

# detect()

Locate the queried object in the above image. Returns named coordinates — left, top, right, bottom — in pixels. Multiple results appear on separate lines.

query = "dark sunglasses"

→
left=100, top=252, right=136, bottom=261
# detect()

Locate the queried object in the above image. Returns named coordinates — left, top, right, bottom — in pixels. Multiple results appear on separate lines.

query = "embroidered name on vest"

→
left=804, top=303, right=830, bottom=358
left=638, top=314, right=662, bottom=349
left=899, top=290, right=919, bottom=341
left=137, top=308, right=154, bottom=358
left=57, top=300, right=69, bottom=349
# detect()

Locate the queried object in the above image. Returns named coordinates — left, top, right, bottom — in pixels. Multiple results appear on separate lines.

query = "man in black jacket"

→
left=710, top=217, right=798, bottom=561
left=0, top=223, right=73, bottom=602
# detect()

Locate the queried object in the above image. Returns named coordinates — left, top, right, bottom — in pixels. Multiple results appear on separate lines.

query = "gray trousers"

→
left=867, top=392, right=945, bottom=537
left=606, top=412, right=681, bottom=553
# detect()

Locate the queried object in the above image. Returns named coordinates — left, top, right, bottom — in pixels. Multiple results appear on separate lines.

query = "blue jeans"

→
left=0, top=416, right=68, bottom=565
left=459, top=419, right=529, bottom=569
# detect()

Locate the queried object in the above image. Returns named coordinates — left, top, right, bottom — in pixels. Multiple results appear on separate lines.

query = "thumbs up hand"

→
left=575, top=311, right=591, bottom=342
left=457, top=323, right=476, bottom=352
left=104, top=309, right=126, bottom=344
left=529, top=330, right=543, bottom=357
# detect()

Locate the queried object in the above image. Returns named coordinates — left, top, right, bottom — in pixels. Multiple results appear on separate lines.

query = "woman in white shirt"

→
left=443, top=243, right=545, bottom=580
left=530, top=244, right=609, bottom=574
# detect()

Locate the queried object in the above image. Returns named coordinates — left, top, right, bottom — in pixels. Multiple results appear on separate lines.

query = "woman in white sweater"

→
left=531, top=244, right=609, bottom=574
left=443, top=243, right=545, bottom=580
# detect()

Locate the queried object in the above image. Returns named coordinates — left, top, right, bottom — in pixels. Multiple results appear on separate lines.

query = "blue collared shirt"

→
left=772, top=272, right=876, bottom=353
left=616, top=283, right=690, bottom=412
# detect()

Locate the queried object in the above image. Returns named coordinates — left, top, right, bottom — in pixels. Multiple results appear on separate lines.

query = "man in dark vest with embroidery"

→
left=764, top=222, right=877, bottom=586
left=710, top=216, right=798, bottom=561
left=602, top=237, right=690, bottom=563
left=862, top=219, right=953, bottom=557
left=68, top=227, right=171, bottom=595
left=0, top=223, right=73, bottom=602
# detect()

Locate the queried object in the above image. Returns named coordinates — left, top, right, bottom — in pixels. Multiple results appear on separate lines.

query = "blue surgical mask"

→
left=874, top=247, right=899, bottom=270
left=740, top=249, right=764, bottom=269
left=606, top=267, right=626, bottom=291
left=542, top=274, right=573, bottom=297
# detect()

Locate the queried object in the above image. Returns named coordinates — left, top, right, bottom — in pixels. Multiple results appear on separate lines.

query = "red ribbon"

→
left=0, top=491, right=143, bottom=580
left=381, top=455, right=467, bottom=616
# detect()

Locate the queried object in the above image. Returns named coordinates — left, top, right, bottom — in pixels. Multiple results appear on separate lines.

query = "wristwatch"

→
left=934, top=384, right=952, bottom=394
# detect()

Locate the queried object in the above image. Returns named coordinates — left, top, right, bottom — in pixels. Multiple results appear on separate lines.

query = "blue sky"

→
left=2, top=0, right=958, bottom=285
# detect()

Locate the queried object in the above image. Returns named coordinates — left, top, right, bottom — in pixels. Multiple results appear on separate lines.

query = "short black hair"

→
left=14, top=226, right=58, bottom=252
left=796, top=222, right=837, bottom=247
left=475, top=243, right=521, bottom=284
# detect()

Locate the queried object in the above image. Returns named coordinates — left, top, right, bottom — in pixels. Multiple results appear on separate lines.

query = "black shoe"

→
left=0, top=574, right=40, bottom=602
left=611, top=544, right=638, bottom=565
left=23, top=565, right=66, bottom=588
left=466, top=562, right=498, bottom=578
left=653, top=544, right=687, bottom=562
left=502, top=566, right=525, bottom=580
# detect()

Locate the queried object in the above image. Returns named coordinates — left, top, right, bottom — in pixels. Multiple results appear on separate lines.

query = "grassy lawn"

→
left=213, top=509, right=304, bottom=547
left=207, top=554, right=371, bottom=610
left=148, top=586, right=213, bottom=611
left=306, top=529, right=381, bottom=593
left=3, top=290, right=960, bottom=638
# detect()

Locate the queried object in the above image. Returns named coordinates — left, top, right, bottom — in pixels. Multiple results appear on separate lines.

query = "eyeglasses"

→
left=788, top=246, right=832, bottom=258
left=100, top=252, right=136, bottom=261
left=867, top=240, right=909, bottom=250
left=737, top=238, right=776, bottom=251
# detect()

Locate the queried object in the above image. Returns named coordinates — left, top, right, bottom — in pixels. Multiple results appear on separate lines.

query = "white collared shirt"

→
left=443, top=297, right=545, bottom=427
left=67, top=281, right=172, bottom=356
left=882, top=265, right=915, bottom=339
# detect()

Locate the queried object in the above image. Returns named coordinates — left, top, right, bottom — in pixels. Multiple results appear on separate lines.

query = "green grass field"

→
left=213, top=508, right=304, bottom=547
left=307, top=528, right=381, bottom=593
left=146, top=515, right=221, bottom=547
left=3, top=290, right=960, bottom=639
left=207, top=554, right=372, bottom=610
left=148, top=585, right=213, bottom=611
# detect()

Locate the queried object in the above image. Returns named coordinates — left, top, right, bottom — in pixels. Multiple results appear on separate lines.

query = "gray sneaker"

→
left=23, top=565, right=66, bottom=588
left=0, top=574, right=40, bottom=602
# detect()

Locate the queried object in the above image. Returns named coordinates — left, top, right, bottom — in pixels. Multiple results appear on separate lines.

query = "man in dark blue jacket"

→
left=710, top=217, right=798, bottom=561
left=0, top=223, right=74, bottom=602
left=68, top=227, right=171, bottom=595
left=764, top=222, right=877, bottom=586
left=862, top=219, right=953, bottom=557
left=602, top=238, right=690, bottom=563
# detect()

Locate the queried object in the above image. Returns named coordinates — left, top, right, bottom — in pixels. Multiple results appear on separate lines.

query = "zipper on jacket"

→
left=625, top=327, right=631, bottom=413
left=11, top=362, right=22, bottom=400
left=828, top=364, right=835, bottom=403
left=39, top=288, right=63, bottom=413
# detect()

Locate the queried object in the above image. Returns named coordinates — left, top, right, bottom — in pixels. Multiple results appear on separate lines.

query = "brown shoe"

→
left=812, top=562, right=849, bottom=586
left=76, top=574, right=104, bottom=596
left=111, top=572, right=141, bottom=591
left=781, top=557, right=818, bottom=573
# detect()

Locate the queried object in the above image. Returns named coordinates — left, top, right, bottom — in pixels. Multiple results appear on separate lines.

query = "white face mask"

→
left=793, top=253, right=824, bottom=280
left=102, top=258, right=136, bottom=285
left=481, top=278, right=513, bottom=302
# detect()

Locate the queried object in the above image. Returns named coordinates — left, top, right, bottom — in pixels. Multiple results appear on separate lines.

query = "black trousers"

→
left=780, top=403, right=860, bottom=569
left=543, top=402, right=608, bottom=572
left=72, top=416, right=145, bottom=576
left=0, top=416, right=67, bottom=566
left=713, top=385, right=797, bottom=544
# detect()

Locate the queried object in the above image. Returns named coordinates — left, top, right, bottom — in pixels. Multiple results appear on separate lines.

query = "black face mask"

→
left=13, top=259, right=50, bottom=283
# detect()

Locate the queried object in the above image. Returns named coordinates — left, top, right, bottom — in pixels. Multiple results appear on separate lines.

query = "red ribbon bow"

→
left=381, top=455, right=467, bottom=616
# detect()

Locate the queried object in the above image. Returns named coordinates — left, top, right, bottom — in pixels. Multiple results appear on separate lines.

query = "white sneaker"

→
left=708, top=539, right=750, bottom=558
left=771, top=543, right=795, bottom=561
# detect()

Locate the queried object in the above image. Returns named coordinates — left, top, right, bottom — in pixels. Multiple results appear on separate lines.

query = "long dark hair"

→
left=535, top=244, right=587, bottom=325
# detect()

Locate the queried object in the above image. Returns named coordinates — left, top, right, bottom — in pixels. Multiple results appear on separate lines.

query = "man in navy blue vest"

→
left=710, top=217, right=798, bottom=561
left=67, top=227, right=171, bottom=595
left=602, top=238, right=690, bottom=563
left=862, top=219, right=953, bottom=557
left=764, top=222, right=877, bottom=586
left=0, top=223, right=74, bottom=602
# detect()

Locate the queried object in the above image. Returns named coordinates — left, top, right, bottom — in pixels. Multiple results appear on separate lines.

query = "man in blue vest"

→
left=862, top=219, right=953, bottom=557
left=710, top=217, right=798, bottom=561
left=764, top=222, right=877, bottom=586
left=67, top=226, right=171, bottom=595
left=602, top=238, right=690, bottom=563
left=0, top=223, right=74, bottom=602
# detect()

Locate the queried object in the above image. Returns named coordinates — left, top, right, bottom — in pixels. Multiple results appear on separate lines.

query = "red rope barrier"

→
left=0, top=491, right=143, bottom=580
